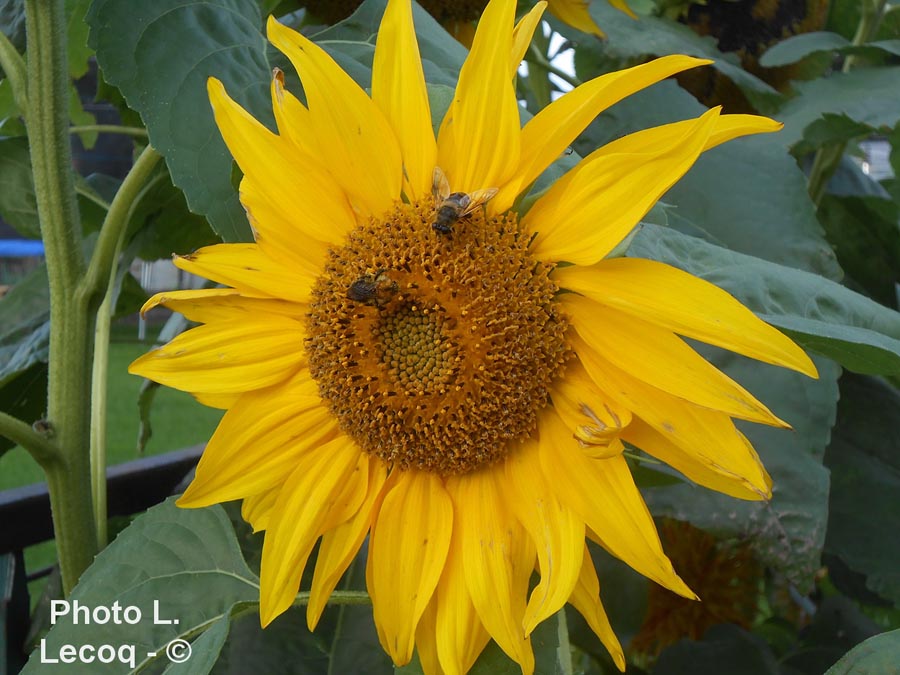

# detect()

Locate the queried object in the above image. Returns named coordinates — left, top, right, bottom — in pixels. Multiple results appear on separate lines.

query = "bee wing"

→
left=432, top=166, right=451, bottom=200
left=460, top=187, right=499, bottom=216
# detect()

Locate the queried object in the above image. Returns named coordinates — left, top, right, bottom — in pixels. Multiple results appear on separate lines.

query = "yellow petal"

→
left=192, top=391, right=240, bottom=410
left=494, top=55, right=710, bottom=211
left=510, top=2, right=547, bottom=77
left=128, top=315, right=305, bottom=395
left=368, top=470, right=453, bottom=665
left=445, top=20, right=477, bottom=49
left=568, top=545, right=626, bottom=672
left=207, top=78, right=353, bottom=267
left=504, top=438, right=584, bottom=633
left=437, top=0, right=521, bottom=193
left=554, top=258, right=817, bottom=377
left=539, top=409, right=696, bottom=599
left=177, top=373, right=339, bottom=506
left=267, top=17, right=402, bottom=217
left=550, top=357, right=633, bottom=446
left=372, top=0, right=436, bottom=200
left=241, top=487, right=280, bottom=533
left=448, top=468, right=536, bottom=674
left=573, top=334, right=773, bottom=499
left=141, top=289, right=302, bottom=325
left=562, top=294, right=788, bottom=426
left=432, top=527, right=491, bottom=675
left=622, top=417, right=768, bottom=500
left=526, top=107, right=720, bottom=265
left=547, top=0, right=620, bottom=36
left=307, top=458, right=388, bottom=630
left=172, top=242, right=316, bottom=304
left=415, top=599, right=444, bottom=675
left=259, top=435, right=364, bottom=626
left=271, top=70, right=317, bottom=158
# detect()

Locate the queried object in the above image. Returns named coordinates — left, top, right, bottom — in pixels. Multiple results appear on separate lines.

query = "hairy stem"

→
left=25, top=0, right=98, bottom=593
left=0, top=411, right=59, bottom=466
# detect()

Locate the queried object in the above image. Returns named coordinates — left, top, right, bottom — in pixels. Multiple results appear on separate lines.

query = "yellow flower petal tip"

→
left=128, top=0, right=817, bottom=669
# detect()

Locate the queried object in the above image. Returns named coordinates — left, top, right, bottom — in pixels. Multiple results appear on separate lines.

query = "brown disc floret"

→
left=305, top=199, right=569, bottom=475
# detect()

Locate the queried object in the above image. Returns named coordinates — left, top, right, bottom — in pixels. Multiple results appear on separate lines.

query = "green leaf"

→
left=22, top=498, right=259, bottom=675
left=312, top=0, right=465, bottom=88
left=817, top=194, right=900, bottom=308
left=167, top=615, right=230, bottom=675
left=87, top=0, right=272, bottom=243
left=580, top=81, right=841, bottom=279
left=629, top=224, right=900, bottom=375
left=824, top=374, right=900, bottom=607
left=0, top=262, right=49, bottom=385
left=759, top=31, right=850, bottom=67
left=572, top=2, right=781, bottom=108
left=794, top=113, right=876, bottom=155
left=777, top=67, right=900, bottom=147
left=0, top=136, right=39, bottom=238
left=756, top=34, right=900, bottom=67
left=125, top=164, right=221, bottom=261
left=211, top=608, right=331, bottom=675
left=654, top=624, right=780, bottom=675
left=824, top=628, right=900, bottom=674
left=0, top=362, right=47, bottom=458
left=0, top=0, right=26, bottom=53
left=65, top=0, right=93, bottom=79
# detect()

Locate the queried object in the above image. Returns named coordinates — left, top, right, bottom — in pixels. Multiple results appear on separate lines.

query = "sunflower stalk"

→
left=806, top=0, right=888, bottom=205
left=25, top=0, right=98, bottom=594
left=68, top=124, right=149, bottom=138
left=527, top=43, right=583, bottom=90
left=89, top=149, right=163, bottom=547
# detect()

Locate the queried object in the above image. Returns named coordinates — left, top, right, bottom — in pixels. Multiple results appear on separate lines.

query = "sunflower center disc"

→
left=305, top=199, right=570, bottom=475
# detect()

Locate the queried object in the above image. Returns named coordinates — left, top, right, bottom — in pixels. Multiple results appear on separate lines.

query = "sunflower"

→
left=129, top=0, right=817, bottom=672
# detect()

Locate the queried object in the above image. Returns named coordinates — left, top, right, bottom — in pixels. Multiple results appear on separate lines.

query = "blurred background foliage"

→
left=2, top=0, right=900, bottom=672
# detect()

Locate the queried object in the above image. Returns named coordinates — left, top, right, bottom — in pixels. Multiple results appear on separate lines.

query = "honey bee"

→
left=346, top=270, right=399, bottom=308
left=431, top=166, right=498, bottom=235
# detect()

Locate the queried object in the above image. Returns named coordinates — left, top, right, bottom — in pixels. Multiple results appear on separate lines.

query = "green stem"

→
left=806, top=0, right=888, bottom=205
left=527, top=43, right=583, bottom=89
left=69, top=124, right=148, bottom=138
left=25, top=0, right=97, bottom=594
left=0, top=28, right=28, bottom=117
left=78, top=144, right=160, bottom=308
left=556, top=607, right=574, bottom=675
left=89, top=164, right=163, bottom=548
left=0, top=411, right=60, bottom=466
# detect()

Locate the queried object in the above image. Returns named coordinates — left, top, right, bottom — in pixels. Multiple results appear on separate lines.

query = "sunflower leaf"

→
left=824, top=374, right=900, bottom=607
left=775, top=67, right=900, bottom=147
left=87, top=0, right=273, bottom=243
left=824, top=628, right=900, bottom=675
left=20, top=498, right=259, bottom=675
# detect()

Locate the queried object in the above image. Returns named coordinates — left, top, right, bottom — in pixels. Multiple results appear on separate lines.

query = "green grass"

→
left=0, top=325, right=224, bottom=491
